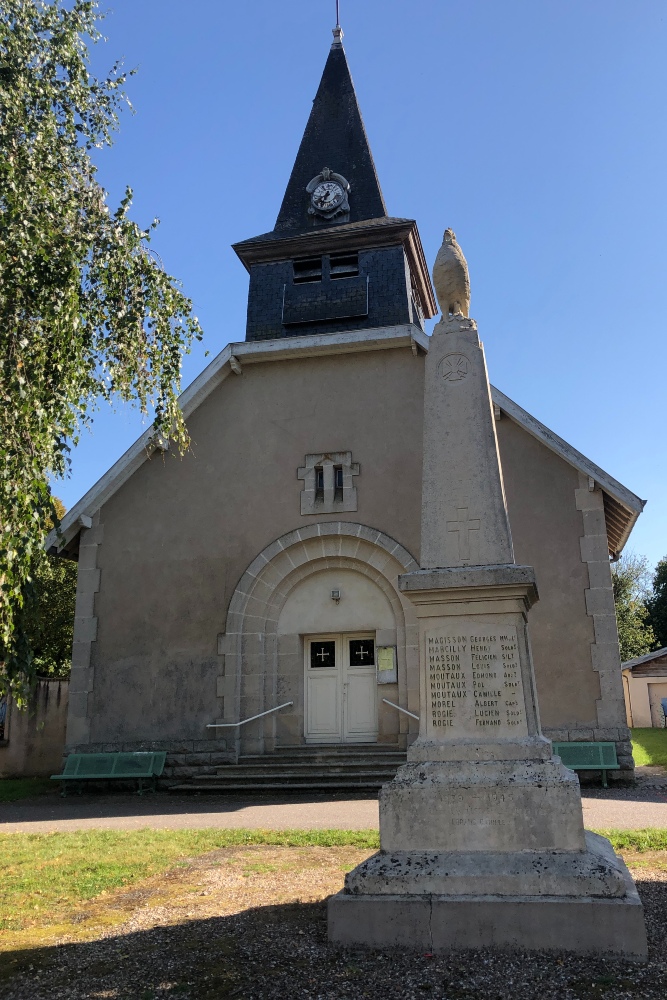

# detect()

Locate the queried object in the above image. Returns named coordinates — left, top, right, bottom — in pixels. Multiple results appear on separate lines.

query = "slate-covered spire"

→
left=274, top=33, right=387, bottom=233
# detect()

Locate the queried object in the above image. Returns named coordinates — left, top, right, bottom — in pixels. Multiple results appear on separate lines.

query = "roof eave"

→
left=491, top=386, right=645, bottom=557
left=622, top=646, right=667, bottom=669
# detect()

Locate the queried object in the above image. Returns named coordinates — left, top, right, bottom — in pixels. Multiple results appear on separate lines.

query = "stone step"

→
left=168, top=780, right=386, bottom=794
left=217, top=766, right=401, bottom=776
left=167, top=744, right=407, bottom=794
left=271, top=744, right=401, bottom=753
left=270, top=743, right=405, bottom=757
left=234, top=757, right=404, bottom=770
left=199, top=769, right=396, bottom=784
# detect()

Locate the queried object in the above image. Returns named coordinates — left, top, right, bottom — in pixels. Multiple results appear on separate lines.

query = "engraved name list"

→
left=426, top=623, right=528, bottom=740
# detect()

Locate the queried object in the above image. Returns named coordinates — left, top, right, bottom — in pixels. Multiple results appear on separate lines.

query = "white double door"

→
left=305, top=633, right=378, bottom=744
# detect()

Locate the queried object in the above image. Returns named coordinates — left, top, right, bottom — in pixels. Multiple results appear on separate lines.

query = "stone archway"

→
left=218, top=523, right=420, bottom=755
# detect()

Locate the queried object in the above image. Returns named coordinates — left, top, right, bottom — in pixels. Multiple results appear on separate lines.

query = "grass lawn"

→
left=632, top=727, right=667, bottom=767
left=0, top=827, right=665, bottom=953
left=0, top=828, right=379, bottom=946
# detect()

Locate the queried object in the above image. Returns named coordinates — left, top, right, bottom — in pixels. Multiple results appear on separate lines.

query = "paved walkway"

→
left=1, top=786, right=666, bottom=833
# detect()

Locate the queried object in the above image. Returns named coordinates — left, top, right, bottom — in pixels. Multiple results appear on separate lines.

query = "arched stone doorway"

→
left=219, top=523, right=420, bottom=755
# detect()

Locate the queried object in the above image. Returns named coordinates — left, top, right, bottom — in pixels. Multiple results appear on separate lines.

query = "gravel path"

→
left=2, top=784, right=667, bottom=833
left=0, top=846, right=664, bottom=1000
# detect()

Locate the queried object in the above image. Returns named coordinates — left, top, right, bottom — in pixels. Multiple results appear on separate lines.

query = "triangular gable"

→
left=47, top=325, right=645, bottom=558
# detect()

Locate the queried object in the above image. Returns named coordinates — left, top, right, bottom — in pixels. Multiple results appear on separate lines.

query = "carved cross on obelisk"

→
left=446, top=508, right=480, bottom=561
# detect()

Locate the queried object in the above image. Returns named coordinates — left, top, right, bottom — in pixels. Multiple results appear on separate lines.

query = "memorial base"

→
left=380, top=758, right=585, bottom=852
left=327, top=872, right=648, bottom=959
left=344, top=832, right=628, bottom=898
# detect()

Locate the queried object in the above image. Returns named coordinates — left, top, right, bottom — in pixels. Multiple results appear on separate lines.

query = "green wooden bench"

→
left=51, top=752, right=166, bottom=796
left=552, top=741, right=619, bottom=787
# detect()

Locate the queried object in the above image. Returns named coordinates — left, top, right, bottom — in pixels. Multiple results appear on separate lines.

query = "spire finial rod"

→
left=332, top=0, right=343, bottom=46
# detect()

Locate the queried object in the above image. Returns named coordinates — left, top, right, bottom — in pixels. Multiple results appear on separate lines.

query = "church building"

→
left=50, top=29, right=645, bottom=786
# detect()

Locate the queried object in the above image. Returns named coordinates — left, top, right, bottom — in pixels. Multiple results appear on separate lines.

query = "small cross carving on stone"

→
left=446, top=507, right=481, bottom=561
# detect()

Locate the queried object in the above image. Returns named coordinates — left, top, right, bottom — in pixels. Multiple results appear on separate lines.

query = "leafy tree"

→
left=0, top=0, right=203, bottom=700
left=21, top=498, right=76, bottom=678
left=611, top=552, right=656, bottom=662
left=646, top=556, right=667, bottom=650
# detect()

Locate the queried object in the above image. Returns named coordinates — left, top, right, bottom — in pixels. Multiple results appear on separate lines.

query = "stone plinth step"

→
left=168, top=780, right=386, bottom=794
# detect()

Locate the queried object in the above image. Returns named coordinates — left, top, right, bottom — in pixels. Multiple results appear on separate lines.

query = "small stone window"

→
left=315, top=466, right=325, bottom=502
left=293, top=256, right=322, bottom=284
left=298, top=452, right=360, bottom=515
left=334, top=465, right=344, bottom=502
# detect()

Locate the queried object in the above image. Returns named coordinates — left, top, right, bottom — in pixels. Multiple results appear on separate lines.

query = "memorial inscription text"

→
left=426, top=623, right=527, bottom=739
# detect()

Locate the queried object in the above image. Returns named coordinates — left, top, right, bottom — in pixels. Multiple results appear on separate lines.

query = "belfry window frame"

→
left=330, top=252, right=359, bottom=279
left=293, top=256, right=323, bottom=284
left=292, top=253, right=359, bottom=286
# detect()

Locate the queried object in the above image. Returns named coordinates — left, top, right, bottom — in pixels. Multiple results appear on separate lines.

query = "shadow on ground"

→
left=0, top=789, right=380, bottom=831
left=3, top=778, right=667, bottom=824
left=1, top=878, right=666, bottom=1000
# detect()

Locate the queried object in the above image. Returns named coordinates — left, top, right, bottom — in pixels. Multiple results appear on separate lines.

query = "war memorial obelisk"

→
left=328, top=231, right=647, bottom=957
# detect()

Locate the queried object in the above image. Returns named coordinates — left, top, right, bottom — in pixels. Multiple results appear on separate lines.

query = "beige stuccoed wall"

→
left=86, top=347, right=424, bottom=749
left=73, top=344, right=625, bottom=760
left=0, top=678, right=69, bottom=777
left=278, top=569, right=396, bottom=635
left=495, top=416, right=601, bottom=729
left=623, top=671, right=667, bottom=727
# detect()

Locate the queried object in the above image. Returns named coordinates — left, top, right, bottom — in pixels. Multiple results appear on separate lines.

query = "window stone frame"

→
left=297, top=451, right=359, bottom=515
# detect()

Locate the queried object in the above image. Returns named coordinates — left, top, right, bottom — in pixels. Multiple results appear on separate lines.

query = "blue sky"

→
left=60, top=0, right=667, bottom=569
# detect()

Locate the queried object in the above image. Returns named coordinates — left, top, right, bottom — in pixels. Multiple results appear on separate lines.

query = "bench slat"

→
left=51, top=751, right=165, bottom=781
left=111, top=753, right=156, bottom=777
left=553, top=742, right=620, bottom=770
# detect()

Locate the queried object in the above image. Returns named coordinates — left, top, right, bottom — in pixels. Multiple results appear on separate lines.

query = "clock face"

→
left=311, top=181, right=345, bottom=212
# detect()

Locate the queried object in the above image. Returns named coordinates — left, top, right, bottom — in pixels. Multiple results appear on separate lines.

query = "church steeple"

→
left=233, top=33, right=437, bottom=342
left=273, top=35, right=387, bottom=234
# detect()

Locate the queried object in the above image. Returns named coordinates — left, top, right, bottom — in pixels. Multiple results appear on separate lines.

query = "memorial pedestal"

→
left=328, top=564, right=648, bottom=958
left=328, top=306, right=646, bottom=957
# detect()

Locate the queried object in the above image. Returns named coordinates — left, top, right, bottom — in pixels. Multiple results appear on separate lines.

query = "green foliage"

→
left=646, top=556, right=667, bottom=649
left=0, top=1, right=203, bottom=701
left=13, top=495, right=76, bottom=678
left=21, top=549, right=76, bottom=677
left=611, top=552, right=656, bottom=662
left=631, top=728, right=667, bottom=768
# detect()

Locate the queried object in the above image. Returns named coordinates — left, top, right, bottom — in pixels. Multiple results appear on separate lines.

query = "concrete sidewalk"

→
left=1, top=787, right=666, bottom=833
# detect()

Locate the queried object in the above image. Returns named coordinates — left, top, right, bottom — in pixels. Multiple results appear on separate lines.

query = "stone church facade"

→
left=50, top=34, right=644, bottom=782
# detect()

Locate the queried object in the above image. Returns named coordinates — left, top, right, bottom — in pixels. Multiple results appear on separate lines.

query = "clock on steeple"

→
left=307, top=168, right=350, bottom=221
left=232, top=28, right=436, bottom=341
